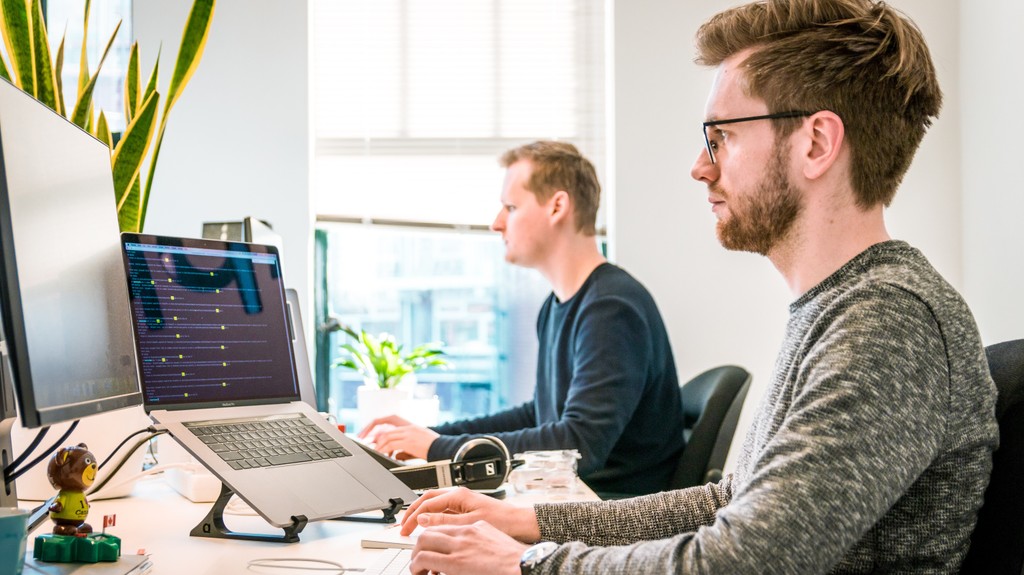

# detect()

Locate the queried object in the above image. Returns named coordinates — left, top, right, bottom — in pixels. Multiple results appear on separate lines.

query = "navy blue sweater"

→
left=427, top=263, right=685, bottom=495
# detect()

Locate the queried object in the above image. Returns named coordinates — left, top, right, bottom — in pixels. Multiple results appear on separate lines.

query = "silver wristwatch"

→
left=520, top=541, right=559, bottom=574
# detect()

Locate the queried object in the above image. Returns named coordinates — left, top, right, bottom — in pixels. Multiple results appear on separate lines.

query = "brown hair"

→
left=696, top=0, right=942, bottom=208
left=500, top=141, right=600, bottom=235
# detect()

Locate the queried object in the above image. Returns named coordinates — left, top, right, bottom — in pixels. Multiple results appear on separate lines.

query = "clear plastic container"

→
left=509, top=450, right=582, bottom=495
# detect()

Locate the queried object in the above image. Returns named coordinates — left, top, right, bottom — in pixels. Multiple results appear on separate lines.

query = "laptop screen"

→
left=121, top=234, right=300, bottom=410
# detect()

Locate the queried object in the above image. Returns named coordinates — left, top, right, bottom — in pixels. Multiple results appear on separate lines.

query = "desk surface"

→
left=23, top=476, right=598, bottom=574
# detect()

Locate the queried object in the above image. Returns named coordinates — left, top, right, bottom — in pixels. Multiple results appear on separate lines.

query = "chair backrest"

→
left=669, top=365, right=751, bottom=489
left=961, top=339, right=1024, bottom=575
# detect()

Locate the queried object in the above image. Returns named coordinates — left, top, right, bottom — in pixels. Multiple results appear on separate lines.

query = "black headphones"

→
left=389, top=435, right=512, bottom=491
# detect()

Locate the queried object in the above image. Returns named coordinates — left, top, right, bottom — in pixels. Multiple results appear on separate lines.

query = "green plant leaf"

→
left=334, top=327, right=450, bottom=388
left=1, top=0, right=34, bottom=95
left=29, top=0, right=56, bottom=111
left=163, top=0, right=214, bottom=117
left=124, top=42, right=139, bottom=123
left=331, top=359, right=359, bottom=371
left=95, top=109, right=112, bottom=148
left=0, top=48, right=10, bottom=82
left=53, top=28, right=65, bottom=116
left=117, top=178, right=141, bottom=233
left=111, top=89, right=159, bottom=229
left=77, top=0, right=90, bottom=97
left=70, top=19, right=120, bottom=129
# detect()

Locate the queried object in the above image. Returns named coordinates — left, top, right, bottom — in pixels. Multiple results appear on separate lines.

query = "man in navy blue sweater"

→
left=360, top=141, right=685, bottom=495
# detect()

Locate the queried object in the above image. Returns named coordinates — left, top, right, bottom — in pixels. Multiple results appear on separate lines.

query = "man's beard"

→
left=715, top=142, right=802, bottom=256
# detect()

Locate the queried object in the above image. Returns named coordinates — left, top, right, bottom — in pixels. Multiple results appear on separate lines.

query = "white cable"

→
left=246, top=557, right=362, bottom=572
left=88, top=462, right=204, bottom=498
left=225, top=495, right=259, bottom=516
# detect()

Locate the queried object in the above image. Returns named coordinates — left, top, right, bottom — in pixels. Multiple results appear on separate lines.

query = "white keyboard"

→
left=364, top=548, right=413, bottom=575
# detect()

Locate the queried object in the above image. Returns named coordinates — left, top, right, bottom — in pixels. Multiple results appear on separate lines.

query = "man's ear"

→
left=801, top=111, right=845, bottom=180
left=548, top=190, right=572, bottom=225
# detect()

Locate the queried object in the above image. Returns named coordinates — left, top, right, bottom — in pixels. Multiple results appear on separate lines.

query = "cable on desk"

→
left=97, top=425, right=162, bottom=470
left=2, top=425, right=49, bottom=476
left=246, top=557, right=363, bottom=572
left=87, top=461, right=204, bottom=499
left=5, top=420, right=79, bottom=483
left=88, top=429, right=168, bottom=495
left=226, top=494, right=260, bottom=516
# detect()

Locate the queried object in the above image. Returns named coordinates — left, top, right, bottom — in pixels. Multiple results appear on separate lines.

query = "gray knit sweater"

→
left=532, top=241, right=999, bottom=574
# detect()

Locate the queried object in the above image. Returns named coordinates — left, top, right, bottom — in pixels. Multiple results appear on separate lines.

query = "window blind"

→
left=311, top=0, right=607, bottom=226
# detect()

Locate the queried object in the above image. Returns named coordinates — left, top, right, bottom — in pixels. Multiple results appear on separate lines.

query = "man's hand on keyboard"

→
left=411, top=520, right=529, bottom=575
left=401, top=487, right=541, bottom=542
left=358, top=415, right=438, bottom=460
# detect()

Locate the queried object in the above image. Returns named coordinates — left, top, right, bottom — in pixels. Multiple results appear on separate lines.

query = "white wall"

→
left=610, top=0, right=973, bottom=471
left=132, top=0, right=312, bottom=324
left=961, top=0, right=1024, bottom=345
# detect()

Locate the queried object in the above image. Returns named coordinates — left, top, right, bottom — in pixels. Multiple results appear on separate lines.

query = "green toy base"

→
left=33, top=533, right=122, bottom=563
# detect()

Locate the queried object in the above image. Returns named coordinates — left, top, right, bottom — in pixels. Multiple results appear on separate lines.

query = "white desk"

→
left=23, top=476, right=599, bottom=574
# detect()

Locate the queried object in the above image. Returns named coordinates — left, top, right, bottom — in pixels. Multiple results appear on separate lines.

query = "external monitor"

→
left=0, top=78, right=142, bottom=506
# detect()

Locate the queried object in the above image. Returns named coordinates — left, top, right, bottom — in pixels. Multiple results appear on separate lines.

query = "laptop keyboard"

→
left=185, top=413, right=352, bottom=470
left=364, top=548, right=412, bottom=575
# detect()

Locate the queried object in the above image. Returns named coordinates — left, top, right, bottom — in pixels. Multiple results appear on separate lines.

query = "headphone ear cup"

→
left=452, top=436, right=511, bottom=489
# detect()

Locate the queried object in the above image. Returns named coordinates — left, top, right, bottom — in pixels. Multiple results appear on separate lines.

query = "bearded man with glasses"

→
left=393, top=2, right=999, bottom=573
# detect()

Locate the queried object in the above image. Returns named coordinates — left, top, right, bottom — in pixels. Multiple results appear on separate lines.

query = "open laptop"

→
left=120, top=233, right=415, bottom=529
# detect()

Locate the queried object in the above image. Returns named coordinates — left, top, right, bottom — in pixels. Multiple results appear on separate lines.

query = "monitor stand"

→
left=1, top=349, right=19, bottom=508
left=0, top=417, right=16, bottom=508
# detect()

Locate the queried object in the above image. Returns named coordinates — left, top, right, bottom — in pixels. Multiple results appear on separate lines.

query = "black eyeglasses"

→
left=702, top=111, right=813, bottom=164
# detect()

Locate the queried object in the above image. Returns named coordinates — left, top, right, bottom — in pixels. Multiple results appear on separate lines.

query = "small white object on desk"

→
left=360, top=524, right=423, bottom=549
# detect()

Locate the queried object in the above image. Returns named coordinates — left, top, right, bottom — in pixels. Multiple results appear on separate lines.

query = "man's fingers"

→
left=417, top=511, right=476, bottom=529
left=409, top=549, right=454, bottom=575
left=400, top=490, right=455, bottom=534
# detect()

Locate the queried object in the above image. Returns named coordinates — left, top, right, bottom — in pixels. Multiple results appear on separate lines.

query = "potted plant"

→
left=0, top=0, right=215, bottom=233
left=331, top=323, right=449, bottom=428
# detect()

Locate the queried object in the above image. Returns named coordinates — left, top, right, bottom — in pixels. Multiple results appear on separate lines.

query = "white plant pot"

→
left=355, top=377, right=441, bottom=432
left=355, top=385, right=411, bottom=432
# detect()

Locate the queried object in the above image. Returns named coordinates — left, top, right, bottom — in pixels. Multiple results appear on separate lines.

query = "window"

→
left=316, top=223, right=551, bottom=431
left=311, top=0, right=607, bottom=427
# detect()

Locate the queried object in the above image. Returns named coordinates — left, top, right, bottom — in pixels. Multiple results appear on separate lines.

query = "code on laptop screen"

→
left=122, top=236, right=299, bottom=409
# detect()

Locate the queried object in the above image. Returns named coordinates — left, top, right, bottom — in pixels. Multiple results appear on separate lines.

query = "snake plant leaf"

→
left=137, top=0, right=214, bottom=232
left=118, top=178, right=141, bottom=233
left=70, top=19, right=121, bottom=129
left=1, top=0, right=34, bottom=95
left=124, top=42, right=139, bottom=124
left=111, top=89, right=158, bottom=227
left=142, top=47, right=159, bottom=104
left=95, top=110, right=111, bottom=148
left=77, top=0, right=90, bottom=97
left=29, top=0, right=57, bottom=111
left=164, top=0, right=214, bottom=117
left=54, top=28, right=66, bottom=116
left=0, top=4, right=14, bottom=81
left=0, top=48, right=9, bottom=82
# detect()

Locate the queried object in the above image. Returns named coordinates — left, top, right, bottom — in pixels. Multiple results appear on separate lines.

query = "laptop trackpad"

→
left=295, top=462, right=379, bottom=513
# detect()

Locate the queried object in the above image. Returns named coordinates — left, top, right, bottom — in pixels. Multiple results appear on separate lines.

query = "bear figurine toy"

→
left=47, top=443, right=97, bottom=536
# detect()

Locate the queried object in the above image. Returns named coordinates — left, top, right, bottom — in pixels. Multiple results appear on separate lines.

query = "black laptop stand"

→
left=190, top=483, right=405, bottom=543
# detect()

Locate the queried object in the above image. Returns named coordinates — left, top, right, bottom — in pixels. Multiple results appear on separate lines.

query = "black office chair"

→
left=669, top=365, right=751, bottom=489
left=961, top=339, right=1024, bottom=575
